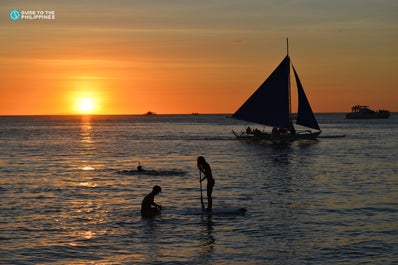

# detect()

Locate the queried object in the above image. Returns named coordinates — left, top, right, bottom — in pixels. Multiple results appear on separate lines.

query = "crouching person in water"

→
left=141, top=185, right=162, bottom=218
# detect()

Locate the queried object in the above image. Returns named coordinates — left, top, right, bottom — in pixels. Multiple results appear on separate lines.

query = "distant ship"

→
left=346, top=105, right=390, bottom=119
left=144, top=111, right=157, bottom=116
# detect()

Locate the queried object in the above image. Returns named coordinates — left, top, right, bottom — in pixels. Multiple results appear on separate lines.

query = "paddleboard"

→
left=118, top=169, right=186, bottom=176
left=192, top=207, right=247, bottom=216
left=318, top=134, right=346, bottom=138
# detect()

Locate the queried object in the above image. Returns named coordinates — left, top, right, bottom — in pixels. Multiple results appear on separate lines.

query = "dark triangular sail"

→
left=232, top=55, right=290, bottom=129
left=293, top=65, right=320, bottom=130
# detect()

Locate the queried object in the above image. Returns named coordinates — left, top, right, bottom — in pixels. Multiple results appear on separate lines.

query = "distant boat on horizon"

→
left=232, top=39, right=321, bottom=142
left=346, top=105, right=390, bottom=119
left=144, top=111, right=157, bottom=116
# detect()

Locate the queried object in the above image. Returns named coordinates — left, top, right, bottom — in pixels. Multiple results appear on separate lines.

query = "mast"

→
left=287, top=38, right=292, bottom=126
left=286, top=38, right=289, bottom=56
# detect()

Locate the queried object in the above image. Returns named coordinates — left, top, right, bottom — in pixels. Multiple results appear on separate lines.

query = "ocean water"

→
left=0, top=114, right=397, bottom=264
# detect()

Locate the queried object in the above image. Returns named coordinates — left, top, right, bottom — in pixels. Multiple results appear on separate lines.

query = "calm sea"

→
left=1, top=114, right=397, bottom=264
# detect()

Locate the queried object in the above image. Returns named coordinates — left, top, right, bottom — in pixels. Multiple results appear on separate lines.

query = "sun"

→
left=68, top=78, right=104, bottom=114
left=75, top=97, right=97, bottom=114
left=78, top=98, right=94, bottom=112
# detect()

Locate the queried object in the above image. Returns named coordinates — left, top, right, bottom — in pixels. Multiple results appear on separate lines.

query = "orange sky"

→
left=1, top=1, right=397, bottom=115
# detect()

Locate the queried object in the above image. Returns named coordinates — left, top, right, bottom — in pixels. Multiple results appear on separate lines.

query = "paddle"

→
left=199, top=171, right=205, bottom=210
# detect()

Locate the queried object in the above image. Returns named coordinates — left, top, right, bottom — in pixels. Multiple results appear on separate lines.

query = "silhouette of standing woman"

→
left=197, top=156, right=215, bottom=212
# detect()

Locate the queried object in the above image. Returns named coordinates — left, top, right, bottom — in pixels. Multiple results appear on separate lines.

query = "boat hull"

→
left=346, top=113, right=390, bottom=119
left=232, top=130, right=321, bottom=142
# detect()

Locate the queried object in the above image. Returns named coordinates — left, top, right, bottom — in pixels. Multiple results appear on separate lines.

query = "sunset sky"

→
left=1, top=0, right=397, bottom=115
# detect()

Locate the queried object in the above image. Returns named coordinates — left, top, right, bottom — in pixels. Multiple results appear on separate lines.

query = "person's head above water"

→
left=152, top=185, right=161, bottom=194
left=197, top=156, right=206, bottom=166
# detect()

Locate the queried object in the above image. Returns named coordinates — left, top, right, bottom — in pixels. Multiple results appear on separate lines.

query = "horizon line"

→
left=0, top=111, right=378, bottom=117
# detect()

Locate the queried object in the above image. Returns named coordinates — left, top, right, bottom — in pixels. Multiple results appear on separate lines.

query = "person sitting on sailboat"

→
left=289, top=121, right=296, bottom=134
left=253, top=128, right=261, bottom=135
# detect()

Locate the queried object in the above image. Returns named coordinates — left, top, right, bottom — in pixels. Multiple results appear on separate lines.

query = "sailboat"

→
left=232, top=40, right=321, bottom=142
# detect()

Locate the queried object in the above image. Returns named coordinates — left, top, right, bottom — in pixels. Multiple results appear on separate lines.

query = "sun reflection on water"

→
left=81, top=165, right=95, bottom=171
left=78, top=182, right=97, bottom=188
left=78, top=116, right=97, bottom=172
left=80, top=230, right=96, bottom=240
left=80, top=117, right=93, bottom=145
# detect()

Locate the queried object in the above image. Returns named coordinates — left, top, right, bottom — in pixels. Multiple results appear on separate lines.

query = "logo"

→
left=9, top=9, right=56, bottom=21
left=10, top=9, right=21, bottom=20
